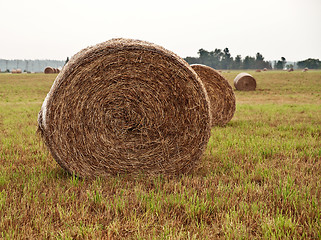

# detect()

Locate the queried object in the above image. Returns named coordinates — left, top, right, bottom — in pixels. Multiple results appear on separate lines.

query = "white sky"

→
left=1, top=0, right=320, bottom=61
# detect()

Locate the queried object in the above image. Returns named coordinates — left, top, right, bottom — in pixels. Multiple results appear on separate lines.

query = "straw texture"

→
left=234, top=72, right=256, bottom=91
left=38, top=38, right=211, bottom=177
left=191, top=64, right=235, bottom=126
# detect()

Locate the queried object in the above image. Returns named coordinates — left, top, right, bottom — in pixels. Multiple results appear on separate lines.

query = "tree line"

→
left=184, top=48, right=272, bottom=70
left=184, top=48, right=321, bottom=70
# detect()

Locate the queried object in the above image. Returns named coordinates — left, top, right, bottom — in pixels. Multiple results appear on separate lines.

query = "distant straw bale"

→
left=255, top=69, right=261, bottom=72
left=44, top=67, right=55, bottom=74
left=191, top=64, right=235, bottom=126
left=16, top=69, right=22, bottom=74
left=11, top=69, right=17, bottom=74
left=37, top=38, right=211, bottom=177
left=288, top=68, right=294, bottom=72
left=234, top=72, right=256, bottom=91
left=302, top=67, right=308, bottom=72
left=263, top=68, right=268, bottom=71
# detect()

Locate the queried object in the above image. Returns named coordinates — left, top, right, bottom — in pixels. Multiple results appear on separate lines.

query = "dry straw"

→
left=38, top=38, right=211, bottom=177
left=191, top=64, right=235, bottom=126
left=44, top=66, right=55, bottom=74
left=234, top=72, right=257, bottom=91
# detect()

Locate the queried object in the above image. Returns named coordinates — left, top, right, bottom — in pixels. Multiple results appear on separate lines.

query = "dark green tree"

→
left=255, top=52, right=265, bottom=69
left=65, top=57, right=69, bottom=65
left=297, top=58, right=321, bottom=69
left=221, top=48, right=233, bottom=69
left=233, top=55, right=242, bottom=69
left=243, top=56, right=255, bottom=69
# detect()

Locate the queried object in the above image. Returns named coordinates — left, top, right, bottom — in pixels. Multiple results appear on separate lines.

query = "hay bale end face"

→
left=38, top=38, right=211, bottom=177
left=191, top=64, right=235, bottom=126
left=44, top=67, right=55, bottom=74
left=234, top=72, right=256, bottom=91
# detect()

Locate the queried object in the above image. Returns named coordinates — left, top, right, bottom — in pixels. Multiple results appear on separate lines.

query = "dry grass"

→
left=38, top=38, right=211, bottom=177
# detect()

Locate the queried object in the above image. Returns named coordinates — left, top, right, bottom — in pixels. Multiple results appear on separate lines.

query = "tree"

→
left=198, top=48, right=211, bottom=66
left=221, top=48, right=232, bottom=69
left=65, top=57, right=69, bottom=65
left=281, top=57, right=286, bottom=69
left=255, top=52, right=264, bottom=69
left=243, top=56, right=255, bottom=69
left=275, top=57, right=287, bottom=70
left=233, top=55, right=242, bottom=69
left=297, top=58, right=321, bottom=69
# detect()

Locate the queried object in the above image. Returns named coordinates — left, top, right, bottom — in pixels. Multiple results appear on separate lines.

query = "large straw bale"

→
left=38, top=38, right=211, bottom=177
left=234, top=72, right=256, bottom=91
left=191, top=64, right=235, bottom=126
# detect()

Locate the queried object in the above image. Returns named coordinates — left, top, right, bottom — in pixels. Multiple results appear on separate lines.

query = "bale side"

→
left=191, top=64, right=235, bottom=126
left=38, top=38, right=211, bottom=177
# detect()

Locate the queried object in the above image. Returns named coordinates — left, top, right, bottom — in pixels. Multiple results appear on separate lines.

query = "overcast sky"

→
left=1, top=0, right=320, bottom=61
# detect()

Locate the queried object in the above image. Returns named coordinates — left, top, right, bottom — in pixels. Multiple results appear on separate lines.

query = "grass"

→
left=0, top=70, right=320, bottom=239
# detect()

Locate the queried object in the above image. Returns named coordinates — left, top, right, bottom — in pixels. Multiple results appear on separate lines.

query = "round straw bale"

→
left=234, top=72, right=256, bottom=91
left=16, top=69, right=22, bottom=74
left=11, top=69, right=17, bottom=74
left=263, top=68, right=268, bottom=71
left=255, top=69, right=261, bottom=72
left=302, top=67, right=308, bottom=72
left=37, top=38, right=211, bottom=177
left=44, top=66, right=55, bottom=74
left=191, top=64, right=235, bottom=126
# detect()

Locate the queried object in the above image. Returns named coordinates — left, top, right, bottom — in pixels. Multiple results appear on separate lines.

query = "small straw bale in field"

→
left=37, top=38, right=211, bottom=177
left=255, top=69, right=261, bottom=72
left=234, top=72, right=256, bottom=91
left=302, top=67, right=308, bottom=72
left=16, top=69, right=22, bottom=74
left=44, top=66, right=55, bottom=74
left=191, top=64, right=235, bottom=126
left=288, top=68, right=294, bottom=72
left=11, top=69, right=17, bottom=74
left=263, top=68, right=268, bottom=71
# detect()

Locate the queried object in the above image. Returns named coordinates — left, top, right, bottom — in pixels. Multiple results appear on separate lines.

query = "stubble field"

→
left=0, top=70, right=320, bottom=239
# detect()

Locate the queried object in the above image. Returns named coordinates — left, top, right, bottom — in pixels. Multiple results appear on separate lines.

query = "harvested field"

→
left=0, top=70, right=320, bottom=239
